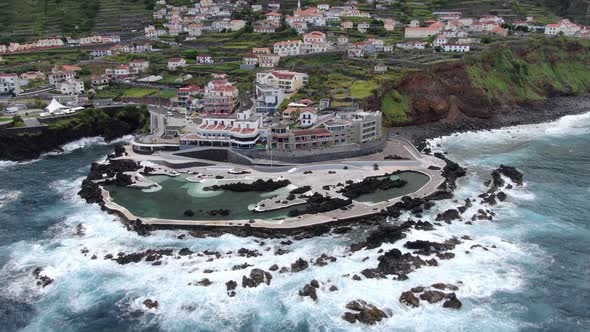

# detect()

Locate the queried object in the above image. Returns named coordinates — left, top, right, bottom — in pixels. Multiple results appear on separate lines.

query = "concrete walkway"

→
left=101, top=139, right=447, bottom=230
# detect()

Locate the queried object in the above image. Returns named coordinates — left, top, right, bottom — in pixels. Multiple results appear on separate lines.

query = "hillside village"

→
left=2, top=0, right=590, bottom=153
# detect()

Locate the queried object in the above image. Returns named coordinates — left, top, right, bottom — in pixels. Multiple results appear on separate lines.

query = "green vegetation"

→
left=122, top=87, right=159, bottom=98
left=11, top=115, right=25, bottom=127
left=381, top=90, right=410, bottom=124
left=350, top=80, right=379, bottom=99
left=466, top=38, right=590, bottom=102
left=46, top=106, right=148, bottom=134
left=0, top=0, right=151, bottom=40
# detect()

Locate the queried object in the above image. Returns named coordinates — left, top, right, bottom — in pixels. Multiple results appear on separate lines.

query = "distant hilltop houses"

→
left=0, top=34, right=121, bottom=55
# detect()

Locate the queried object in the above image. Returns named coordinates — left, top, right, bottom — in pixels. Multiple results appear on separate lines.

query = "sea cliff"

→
left=0, top=106, right=149, bottom=161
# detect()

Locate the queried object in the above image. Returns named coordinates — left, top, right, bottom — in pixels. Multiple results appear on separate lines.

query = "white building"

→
left=114, top=64, right=131, bottom=77
left=256, top=70, right=308, bottom=93
left=59, top=79, right=85, bottom=95
left=433, top=35, right=448, bottom=46
left=49, top=71, right=75, bottom=85
left=443, top=44, right=470, bottom=52
left=299, top=108, right=317, bottom=127
left=301, top=31, right=331, bottom=54
left=0, top=73, right=21, bottom=95
left=188, top=23, right=203, bottom=36
left=273, top=40, right=302, bottom=57
left=129, top=59, right=150, bottom=73
left=545, top=19, right=582, bottom=36
left=168, top=58, right=187, bottom=70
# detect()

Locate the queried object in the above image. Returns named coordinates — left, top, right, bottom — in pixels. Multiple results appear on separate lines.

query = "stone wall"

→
left=239, top=137, right=387, bottom=164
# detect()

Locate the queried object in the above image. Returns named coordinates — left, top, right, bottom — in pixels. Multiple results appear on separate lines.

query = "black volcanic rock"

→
left=497, top=165, right=523, bottom=186
left=342, top=300, right=388, bottom=325
left=338, top=176, right=407, bottom=199
left=299, top=283, right=318, bottom=301
left=114, top=248, right=174, bottom=265
left=350, top=223, right=407, bottom=251
left=290, top=186, right=312, bottom=194
left=143, top=299, right=159, bottom=309
left=226, top=280, right=237, bottom=297
left=435, top=209, right=461, bottom=223
left=403, top=238, right=460, bottom=256
left=399, top=291, right=420, bottom=308
left=32, top=267, right=54, bottom=288
left=443, top=293, right=463, bottom=309
left=434, top=153, right=466, bottom=190
left=288, top=193, right=352, bottom=217
left=314, top=254, right=337, bottom=266
left=419, top=290, right=446, bottom=304
left=361, top=248, right=428, bottom=279
left=0, top=106, right=149, bottom=162
left=242, top=268, right=272, bottom=288
left=205, top=179, right=291, bottom=192
left=291, top=258, right=309, bottom=272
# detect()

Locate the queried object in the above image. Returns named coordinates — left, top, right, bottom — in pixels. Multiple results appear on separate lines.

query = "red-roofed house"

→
left=168, top=58, right=187, bottom=70
left=129, top=59, right=150, bottom=73
left=203, top=79, right=239, bottom=114
left=405, top=21, right=444, bottom=38
left=302, top=31, right=330, bottom=53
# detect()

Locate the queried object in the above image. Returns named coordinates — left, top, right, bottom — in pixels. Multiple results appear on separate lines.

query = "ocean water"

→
left=0, top=114, right=589, bottom=331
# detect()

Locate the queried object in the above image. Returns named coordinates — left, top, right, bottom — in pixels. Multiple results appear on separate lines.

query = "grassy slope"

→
left=466, top=38, right=590, bottom=102
left=0, top=0, right=151, bottom=40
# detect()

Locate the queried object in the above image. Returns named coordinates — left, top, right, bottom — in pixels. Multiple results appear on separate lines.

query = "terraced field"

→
left=0, top=0, right=152, bottom=41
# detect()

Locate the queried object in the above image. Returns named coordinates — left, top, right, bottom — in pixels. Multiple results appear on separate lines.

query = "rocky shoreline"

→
left=391, top=95, right=590, bottom=150
left=68, top=164, right=523, bottom=325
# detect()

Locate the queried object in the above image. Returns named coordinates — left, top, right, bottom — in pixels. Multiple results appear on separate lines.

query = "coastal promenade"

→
left=100, top=139, right=447, bottom=230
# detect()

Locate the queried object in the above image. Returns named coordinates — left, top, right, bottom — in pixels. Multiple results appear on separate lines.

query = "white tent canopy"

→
left=45, top=98, right=68, bottom=113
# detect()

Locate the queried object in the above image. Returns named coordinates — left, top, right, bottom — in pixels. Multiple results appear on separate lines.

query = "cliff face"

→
left=375, top=39, right=590, bottom=126
left=0, top=106, right=149, bottom=161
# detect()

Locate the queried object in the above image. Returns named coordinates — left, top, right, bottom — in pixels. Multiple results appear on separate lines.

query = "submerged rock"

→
left=32, top=267, right=53, bottom=288
left=314, top=254, right=337, bottom=266
left=143, top=299, right=159, bottom=310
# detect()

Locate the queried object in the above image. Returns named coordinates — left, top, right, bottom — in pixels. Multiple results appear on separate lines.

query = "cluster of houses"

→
left=544, top=19, right=590, bottom=37
left=90, top=43, right=154, bottom=59
left=144, top=0, right=378, bottom=40
left=0, top=66, right=85, bottom=97
left=157, top=73, right=382, bottom=152
left=0, top=35, right=120, bottom=55
left=145, top=0, right=247, bottom=40
left=272, top=31, right=332, bottom=56
left=48, top=65, right=85, bottom=95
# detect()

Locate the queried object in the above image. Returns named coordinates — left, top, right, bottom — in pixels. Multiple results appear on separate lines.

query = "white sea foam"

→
left=0, top=189, right=21, bottom=206
left=0, top=120, right=560, bottom=330
left=61, top=137, right=107, bottom=153
left=428, top=111, right=590, bottom=152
